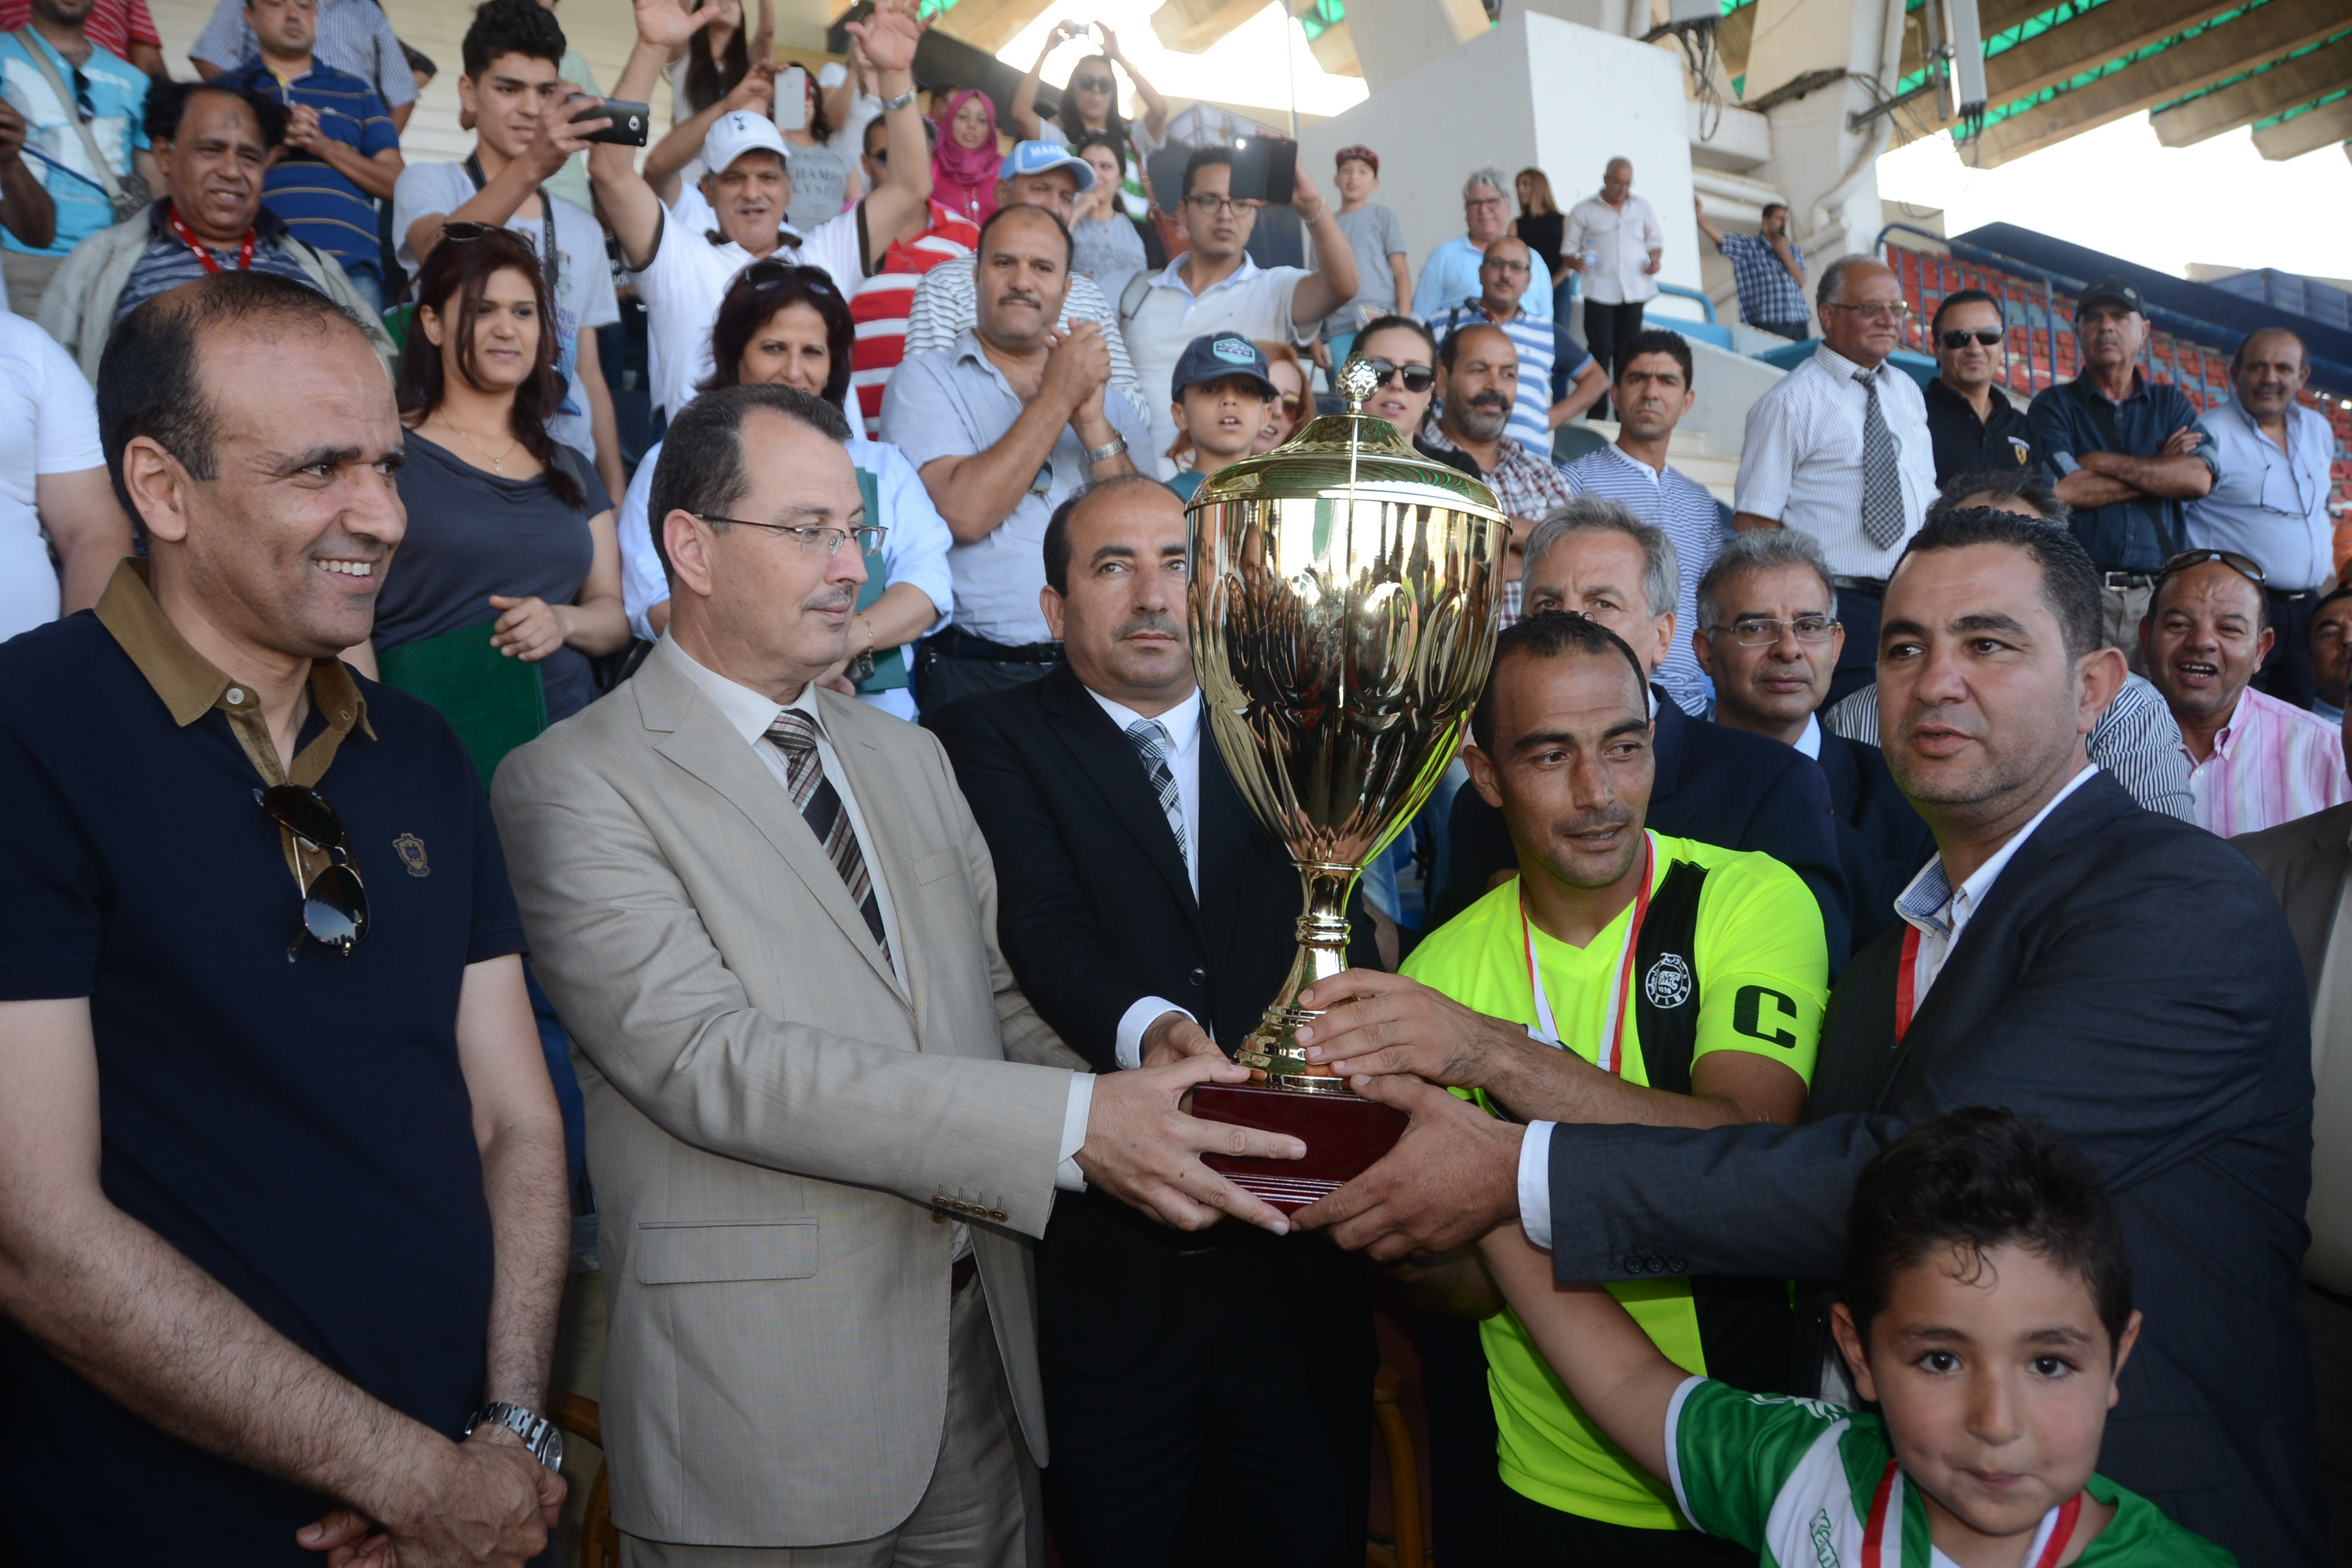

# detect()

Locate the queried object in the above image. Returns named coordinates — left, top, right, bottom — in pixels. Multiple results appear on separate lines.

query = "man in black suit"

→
left=1294, top=506, right=2326, bottom=1563
left=1692, top=527, right=1934, bottom=946
left=933, top=475, right=1377, bottom=1568
left=1433, top=497, right=1850, bottom=969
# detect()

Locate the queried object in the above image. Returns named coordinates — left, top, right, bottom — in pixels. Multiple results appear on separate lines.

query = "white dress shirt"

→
left=667, top=638, right=1094, bottom=1193
left=1515, top=765, right=2095, bottom=1249
left=1086, top=687, right=1208, bottom=1070
left=1734, top=344, right=1938, bottom=579
left=1793, top=713, right=1822, bottom=761
left=1561, top=192, right=1663, bottom=306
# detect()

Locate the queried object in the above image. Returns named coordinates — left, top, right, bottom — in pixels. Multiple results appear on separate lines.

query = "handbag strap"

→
left=10, top=29, right=123, bottom=206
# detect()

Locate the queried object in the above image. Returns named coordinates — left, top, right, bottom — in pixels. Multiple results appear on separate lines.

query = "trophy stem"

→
left=1236, top=861, right=1361, bottom=1095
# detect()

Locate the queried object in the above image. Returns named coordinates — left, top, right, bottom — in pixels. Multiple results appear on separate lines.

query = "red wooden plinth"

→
left=1191, top=1081, right=1407, bottom=1212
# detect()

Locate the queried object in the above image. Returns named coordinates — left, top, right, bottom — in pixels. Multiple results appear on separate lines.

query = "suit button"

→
left=1667, top=1256, right=1686, bottom=1275
left=1624, top=1255, right=1646, bottom=1275
left=1647, top=1255, right=1668, bottom=1273
left=1188, top=967, right=1206, bottom=987
left=988, top=1208, right=1008, bottom=1223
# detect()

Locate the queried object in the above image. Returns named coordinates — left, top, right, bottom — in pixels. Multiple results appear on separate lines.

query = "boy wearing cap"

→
left=2027, top=275, right=2219, bottom=662
left=1325, top=146, right=1409, bottom=359
left=392, top=0, right=624, bottom=501
left=901, top=139, right=1152, bottom=422
left=1166, top=332, right=1275, bottom=501
left=589, top=0, right=936, bottom=423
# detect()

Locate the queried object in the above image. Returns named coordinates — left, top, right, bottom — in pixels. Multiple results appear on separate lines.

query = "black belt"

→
left=2102, top=571, right=2157, bottom=589
left=1831, top=575, right=1888, bottom=596
left=2268, top=586, right=2317, bottom=602
left=925, top=629, right=1062, bottom=665
left=951, top=1254, right=978, bottom=1294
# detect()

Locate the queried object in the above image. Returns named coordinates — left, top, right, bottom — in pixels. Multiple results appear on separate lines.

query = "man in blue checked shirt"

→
left=213, top=0, right=398, bottom=315
left=1695, top=195, right=1809, bottom=342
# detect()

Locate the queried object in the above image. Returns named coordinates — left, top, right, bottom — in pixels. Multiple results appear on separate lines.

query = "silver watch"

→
left=1084, top=433, right=1128, bottom=466
left=465, top=1401, right=564, bottom=1471
left=881, top=87, right=918, bottom=112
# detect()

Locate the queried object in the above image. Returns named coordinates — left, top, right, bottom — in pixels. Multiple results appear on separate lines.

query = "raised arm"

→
left=406, top=85, right=604, bottom=267
left=1010, top=22, right=1082, bottom=141
left=1692, top=195, right=1724, bottom=250
left=846, top=0, right=933, bottom=267
left=1285, top=161, right=1359, bottom=329
left=1098, top=25, right=1168, bottom=141
left=641, top=57, right=774, bottom=198
left=594, top=0, right=715, bottom=271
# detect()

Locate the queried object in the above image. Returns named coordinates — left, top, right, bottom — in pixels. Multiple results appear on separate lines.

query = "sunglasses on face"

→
left=1071, top=74, right=1115, bottom=93
left=2158, top=548, right=2267, bottom=587
left=256, top=784, right=368, bottom=958
left=1366, top=360, right=1435, bottom=394
left=1938, top=329, right=2004, bottom=349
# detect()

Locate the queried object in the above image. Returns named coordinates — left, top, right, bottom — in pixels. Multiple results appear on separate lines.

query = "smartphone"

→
left=774, top=65, right=808, bottom=133
left=574, top=97, right=648, bottom=146
left=1227, top=135, right=1297, bottom=206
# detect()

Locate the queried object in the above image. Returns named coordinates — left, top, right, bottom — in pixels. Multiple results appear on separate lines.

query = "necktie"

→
left=1857, top=367, right=1906, bottom=550
left=1124, top=718, right=1189, bottom=871
left=764, top=709, right=890, bottom=960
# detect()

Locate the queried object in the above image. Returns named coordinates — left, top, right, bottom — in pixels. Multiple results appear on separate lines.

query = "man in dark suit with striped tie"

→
left=933, top=474, right=1382, bottom=1568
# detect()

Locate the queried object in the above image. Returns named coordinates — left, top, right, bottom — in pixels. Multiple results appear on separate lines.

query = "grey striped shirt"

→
left=1824, top=672, right=2195, bottom=822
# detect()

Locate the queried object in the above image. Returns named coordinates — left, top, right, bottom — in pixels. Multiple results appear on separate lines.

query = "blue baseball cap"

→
left=999, top=140, right=1096, bottom=192
left=1172, top=332, right=1278, bottom=399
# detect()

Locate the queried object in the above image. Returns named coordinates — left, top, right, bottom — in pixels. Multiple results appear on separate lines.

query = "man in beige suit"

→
left=491, top=383, right=1302, bottom=1567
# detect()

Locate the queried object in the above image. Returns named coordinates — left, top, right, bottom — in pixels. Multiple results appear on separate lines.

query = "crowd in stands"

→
left=0, top=0, right=2347, bottom=1562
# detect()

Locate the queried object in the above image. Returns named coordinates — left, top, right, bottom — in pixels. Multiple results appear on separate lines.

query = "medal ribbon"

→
left=166, top=205, right=255, bottom=274
left=1521, top=832, right=1654, bottom=1076
left=1860, top=1460, right=2082, bottom=1568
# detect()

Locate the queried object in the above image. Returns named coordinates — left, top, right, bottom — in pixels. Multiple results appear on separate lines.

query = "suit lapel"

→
left=642, top=652, right=904, bottom=1001
left=1649, top=685, right=1685, bottom=803
left=1037, top=664, right=1198, bottom=916
left=1199, top=741, right=1257, bottom=963
left=822, top=699, right=918, bottom=1005
left=2280, top=820, right=2351, bottom=996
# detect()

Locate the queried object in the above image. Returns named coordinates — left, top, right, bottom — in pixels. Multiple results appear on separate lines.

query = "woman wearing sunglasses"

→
left=619, top=261, right=950, bottom=720
left=1009, top=20, right=1168, bottom=223
left=1353, top=314, right=1441, bottom=440
left=365, top=226, right=627, bottom=776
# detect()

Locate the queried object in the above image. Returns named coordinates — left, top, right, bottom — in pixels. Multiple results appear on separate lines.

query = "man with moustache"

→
left=0, top=274, right=571, bottom=1564
left=1415, top=320, right=1573, bottom=626
left=2029, top=277, right=2217, bottom=667
left=883, top=201, right=1153, bottom=713
left=1921, top=289, right=2031, bottom=487
left=1316, top=608, right=1828, bottom=1567
left=1425, top=233, right=1606, bottom=455
left=933, top=476, right=1381, bottom=1567
left=1293, top=498, right=2325, bottom=1564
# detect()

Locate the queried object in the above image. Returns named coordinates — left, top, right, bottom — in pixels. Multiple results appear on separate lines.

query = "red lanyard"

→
left=1861, top=1460, right=2081, bottom=1568
left=1520, top=832, right=1653, bottom=1076
left=167, top=206, right=255, bottom=274
left=1895, top=926, right=1922, bottom=1040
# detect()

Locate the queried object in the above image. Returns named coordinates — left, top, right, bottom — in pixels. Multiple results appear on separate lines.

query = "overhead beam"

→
left=2152, top=29, right=2352, bottom=145
left=1718, top=3, right=1754, bottom=83
left=1304, top=14, right=1361, bottom=74
left=929, top=0, right=1055, bottom=53
left=1149, top=0, right=1266, bottom=54
left=1906, top=0, right=2240, bottom=134
left=2252, top=91, right=2352, bottom=160
left=1973, top=0, right=2349, bottom=166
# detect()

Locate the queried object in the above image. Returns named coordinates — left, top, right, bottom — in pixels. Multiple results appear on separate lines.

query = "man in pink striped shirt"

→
left=2145, top=549, right=2351, bottom=837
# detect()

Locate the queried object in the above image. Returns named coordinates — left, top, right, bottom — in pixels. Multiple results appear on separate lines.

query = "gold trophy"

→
left=1184, top=356, right=1508, bottom=1208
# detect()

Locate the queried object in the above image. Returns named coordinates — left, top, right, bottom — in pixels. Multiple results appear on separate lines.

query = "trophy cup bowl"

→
left=1183, top=356, right=1508, bottom=1211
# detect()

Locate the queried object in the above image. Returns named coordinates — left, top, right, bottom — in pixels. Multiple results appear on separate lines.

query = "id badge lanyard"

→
left=1521, top=831, right=1654, bottom=1076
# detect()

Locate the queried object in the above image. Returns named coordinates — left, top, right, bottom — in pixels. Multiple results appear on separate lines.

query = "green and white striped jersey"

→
left=1664, top=1377, right=2237, bottom=1568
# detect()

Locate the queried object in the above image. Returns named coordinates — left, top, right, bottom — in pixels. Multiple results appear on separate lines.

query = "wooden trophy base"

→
left=1190, top=1082, right=1407, bottom=1212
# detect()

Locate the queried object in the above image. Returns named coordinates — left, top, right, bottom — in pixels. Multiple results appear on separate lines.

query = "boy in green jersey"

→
left=1480, top=1108, right=2235, bottom=1567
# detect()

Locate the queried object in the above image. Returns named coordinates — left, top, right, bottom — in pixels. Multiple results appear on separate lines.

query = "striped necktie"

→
left=1124, top=717, right=1189, bottom=871
left=1856, top=366, right=1906, bottom=549
left=764, top=709, right=889, bottom=960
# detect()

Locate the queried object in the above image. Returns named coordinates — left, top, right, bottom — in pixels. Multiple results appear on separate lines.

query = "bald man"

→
left=2189, top=327, right=2335, bottom=708
left=1730, top=256, right=1936, bottom=704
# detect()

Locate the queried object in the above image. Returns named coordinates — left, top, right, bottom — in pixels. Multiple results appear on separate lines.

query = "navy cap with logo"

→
left=2077, top=275, right=2147, bottom=318
left=1172, top=332, right=1278, bottom=401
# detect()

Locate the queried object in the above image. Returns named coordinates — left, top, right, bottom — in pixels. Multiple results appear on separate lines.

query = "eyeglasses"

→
left=695, top=514, right=886, bottom=557
left=1826, top=301, right=1910, bottom=323
left=1484, top=258, right=1530, bottom=276
left=256, top=784, right=368, bottom=958
left=743, top=258, right=835, bottom=295
left=2158, top=548, right=2266, bottom=586
left=1465, top=196, right=1504, bottom=210
left=1713, top=615, right=1840, bottom=647
left=1071, top=74, right=1115, bottom=93
left=1366, top=359, right=1435, bottom=394
left=1185, top=193, right=1245, bottom=216
left=1938, top=329, right=2004, bottom=349
left=437, top=219, right=501, bottom=243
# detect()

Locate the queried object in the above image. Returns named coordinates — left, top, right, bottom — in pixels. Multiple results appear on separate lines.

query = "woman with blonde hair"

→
left=1251, top=340, right=1310, bottom=453
left=1514, top=166, right=1573, bottom=319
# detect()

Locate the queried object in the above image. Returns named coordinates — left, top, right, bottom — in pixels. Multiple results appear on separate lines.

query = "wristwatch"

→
left=464, top=1401, right=564, bottom=1472
left=1084, top=433, right=1128, bottom=466
left=881, top=87, right=918, bottom=112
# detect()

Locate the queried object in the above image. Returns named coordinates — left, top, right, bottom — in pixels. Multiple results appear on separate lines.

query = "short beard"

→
left=1452, top=400, right=1510, bottom=443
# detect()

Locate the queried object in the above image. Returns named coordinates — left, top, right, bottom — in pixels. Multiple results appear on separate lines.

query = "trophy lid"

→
left=1190, top=354, right=1505, bottom=521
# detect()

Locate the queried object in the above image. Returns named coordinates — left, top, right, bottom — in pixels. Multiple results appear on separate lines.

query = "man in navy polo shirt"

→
left=215, top=0, right=402, bottom=315
left=0, top=274, right=569, bottom=1564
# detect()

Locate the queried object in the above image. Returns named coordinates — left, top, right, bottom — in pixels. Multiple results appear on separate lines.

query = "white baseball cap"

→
left=702, top=110, right=792, bottom=177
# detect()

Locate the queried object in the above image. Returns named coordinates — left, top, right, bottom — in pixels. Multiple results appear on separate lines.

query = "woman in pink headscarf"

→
left=932, top=88, right=1002, bottom=225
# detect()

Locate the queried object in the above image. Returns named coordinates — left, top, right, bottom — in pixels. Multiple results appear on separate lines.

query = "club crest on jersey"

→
left=393, top=833, right=430, bottom=877
left=1643, top=952, right=1693, bottom=1009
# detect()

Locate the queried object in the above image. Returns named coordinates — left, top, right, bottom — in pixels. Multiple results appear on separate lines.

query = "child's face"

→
left=1175, top=376, right=1272, bottom=461
left=1833, top=1244, right=2140, bottom=1548
left=1334, top=158, right=1376, bottom=201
